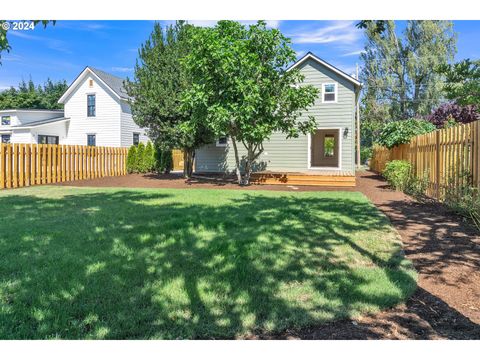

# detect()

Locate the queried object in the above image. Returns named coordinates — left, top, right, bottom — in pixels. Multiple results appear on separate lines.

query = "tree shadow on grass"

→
left=0, top=189, right=416, bottom=339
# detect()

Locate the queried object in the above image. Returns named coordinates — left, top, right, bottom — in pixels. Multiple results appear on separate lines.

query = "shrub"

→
left=443, top=171, right=480, bottom=230
left=377, top=119, right=436, bottom=149
left=360, top=147, right=373, bottom=165
left=143, top=141, right=155, bottom=172
left=383, top=160, right=412, bottom=192
left=126, top=145, right=138, bottom=173
left=155, top=147, right=173, bottom=174
left=405, top=170, right=430, bottom=201
left=136, top=142, right=146, bottom=172
left=426, top=102, right=479, bottom=128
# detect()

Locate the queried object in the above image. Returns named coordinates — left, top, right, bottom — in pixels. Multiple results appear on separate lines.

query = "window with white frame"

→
left=322, top=83, right=337, bottom=103
left=1, top=116, right=11, bottom=125
left=216, top=136, right=228, bottom=147
left=1, top=134, right=11, bottom=143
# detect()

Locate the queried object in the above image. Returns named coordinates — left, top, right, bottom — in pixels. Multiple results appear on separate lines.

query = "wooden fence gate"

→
left=370, top=120, right=480, bottom=200
left=0, top=143, right=128, bottom=189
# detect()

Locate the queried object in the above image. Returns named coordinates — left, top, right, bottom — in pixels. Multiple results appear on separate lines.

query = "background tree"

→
left=182, top=20, right=319, bottom=185
left=437, top=59, right=480, bottom=106
left=124, top=21, right=213, bottom=178
left=0, top=78, right=68, bottom=110
left=360, top=21, right=457, bottom=124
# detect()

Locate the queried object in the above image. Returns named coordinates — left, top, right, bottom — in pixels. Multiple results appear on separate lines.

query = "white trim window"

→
left=216, top=136, right=228, bottom=147
left=322, top=83, right=337, bottom=103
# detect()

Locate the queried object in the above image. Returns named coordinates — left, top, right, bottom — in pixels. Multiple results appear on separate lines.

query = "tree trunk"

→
left=242, top=145, right=254, bottom=185
left=231, top=137, right=243, bottom=185
left=183, top=148, right=195, bottom=179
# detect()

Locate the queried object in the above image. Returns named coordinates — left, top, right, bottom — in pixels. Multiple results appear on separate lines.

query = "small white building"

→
left=0, top=66, right=149, bottom=147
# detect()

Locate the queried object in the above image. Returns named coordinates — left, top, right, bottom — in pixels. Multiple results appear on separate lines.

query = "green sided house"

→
left=194, top=52, right=362, bottom=186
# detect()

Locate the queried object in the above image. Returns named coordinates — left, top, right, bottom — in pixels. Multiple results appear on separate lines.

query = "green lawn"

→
left=0, top=186, right=416, bottom=339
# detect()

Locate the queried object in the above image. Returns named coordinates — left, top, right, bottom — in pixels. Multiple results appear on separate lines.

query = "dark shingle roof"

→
left=88, top=67, right=130, bottom=99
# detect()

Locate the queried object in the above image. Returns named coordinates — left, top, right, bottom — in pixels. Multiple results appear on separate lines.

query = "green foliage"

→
left=404, top=170, right=430, bottom=201
left=143, top=142, right=155, bottom=172
left=383, top=160, right=413, bottom=191
left=154, top=146, right=173, bottom=174
left=360, top=147, right=373, bottom=165
left=360, top=20, right=457, bottom=121
left=126, top=145, right=138, bottom=173
left=124, top=21, right=213, bottom=178
left=378, top=119, right=436, bottom=149
left=0, top=78, right=68, bottom=110
left=437, top=59, right=480, bottom=107
left=182, top=20, right=319, bottom=184
left=135, top=142, right=146, bottom=173
left=443, top=171, right=480, bottom=230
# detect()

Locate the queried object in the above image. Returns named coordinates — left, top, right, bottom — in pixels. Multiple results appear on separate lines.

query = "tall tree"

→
left=182, top=20, right=319, bottom=185
left=437, top=59, right=480, bottom=106
left=124, top=21, right=213, bottom=178
left=360, top=21, right=457, bottom=122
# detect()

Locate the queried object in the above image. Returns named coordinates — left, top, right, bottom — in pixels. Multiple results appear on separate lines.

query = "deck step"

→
left=250, top=173, right=356, bottom=187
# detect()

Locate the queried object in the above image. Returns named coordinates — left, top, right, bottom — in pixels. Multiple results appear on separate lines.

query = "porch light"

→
left=343, top=127, right=349, bottom=138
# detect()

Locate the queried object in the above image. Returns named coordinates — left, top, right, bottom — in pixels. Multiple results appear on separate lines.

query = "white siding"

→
left=63, top=75, right=122, bottom=147
left=10, top=129, right=34, bottom=144
left=120, top=101, right=150, bottom=147
left=10, top=122, right=69, bottom=144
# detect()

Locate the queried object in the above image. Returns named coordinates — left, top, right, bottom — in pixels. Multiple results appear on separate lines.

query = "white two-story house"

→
left=0, top=66, right=149, bottom=147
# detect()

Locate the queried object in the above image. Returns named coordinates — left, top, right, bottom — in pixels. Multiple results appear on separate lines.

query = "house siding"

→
left=120, top=101, right=150, bottom=147
left=62, top=75, right=122, bottom=147
left=195, top=58, right=357, bottom=173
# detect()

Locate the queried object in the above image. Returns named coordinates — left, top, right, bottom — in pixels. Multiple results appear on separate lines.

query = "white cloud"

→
left=295, top=50, right=306, bottom=58
left=289, top=21, right=361, bottom=45
left=9, top=31, right=72, bottom=54
left=111, top=67, right=134, bottom=72
left=1, top=54, right=24, bottom=62
left=341, top=49, right=365, bottom=57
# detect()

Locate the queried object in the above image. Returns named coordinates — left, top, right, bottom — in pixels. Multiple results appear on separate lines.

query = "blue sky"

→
left=1, top=20, right=480, bottom=90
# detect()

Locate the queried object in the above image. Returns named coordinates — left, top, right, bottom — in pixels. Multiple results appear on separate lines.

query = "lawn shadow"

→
left=0, top=188, right=417, bottom=339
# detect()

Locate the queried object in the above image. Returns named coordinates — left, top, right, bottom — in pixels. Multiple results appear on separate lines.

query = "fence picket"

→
left=371, top=119, right=480, bottom=201
left=0, top=143, right=127, bottom=189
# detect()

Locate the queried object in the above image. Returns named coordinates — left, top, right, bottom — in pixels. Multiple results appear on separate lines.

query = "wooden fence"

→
left=371, top=120, right=480, bottom=200
left=0, top=143, right=128, bottom=189
left=172, top=149, right=184, bottom=171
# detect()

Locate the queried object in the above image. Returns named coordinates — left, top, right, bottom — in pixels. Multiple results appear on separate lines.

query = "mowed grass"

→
left=0, top=186, right=416, bottom=339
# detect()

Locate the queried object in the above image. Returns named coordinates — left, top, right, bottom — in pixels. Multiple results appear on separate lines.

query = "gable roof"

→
left=58, top=66, right=129, bottom=104
left=287, top=52, right=362, bottom=88
left=88, top=67, right=130, bottom=99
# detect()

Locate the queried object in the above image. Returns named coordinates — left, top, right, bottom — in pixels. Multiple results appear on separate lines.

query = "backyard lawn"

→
left=0, top=186, right=416, bottom=339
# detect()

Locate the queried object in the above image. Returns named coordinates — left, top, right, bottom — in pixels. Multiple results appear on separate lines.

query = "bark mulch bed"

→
left=60, top=171, right=480, bottom=339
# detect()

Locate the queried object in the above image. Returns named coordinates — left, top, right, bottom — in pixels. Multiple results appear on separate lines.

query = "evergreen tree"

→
left=126, top=145, right=138, bottom=173
left=124, top=21, right=213, bottom=179
left=136, top=143, right=146, bottom=173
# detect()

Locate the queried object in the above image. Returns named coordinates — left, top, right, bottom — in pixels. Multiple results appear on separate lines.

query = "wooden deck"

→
left=250, top=171, right=356, bottom=187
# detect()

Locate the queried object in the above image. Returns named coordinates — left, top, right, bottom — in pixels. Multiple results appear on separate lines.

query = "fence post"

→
left=0, top=144, right=5, bottom=189
left=435, top=130, right=440, bottom=200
